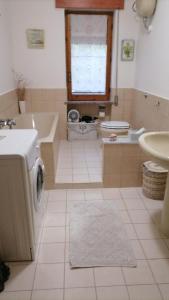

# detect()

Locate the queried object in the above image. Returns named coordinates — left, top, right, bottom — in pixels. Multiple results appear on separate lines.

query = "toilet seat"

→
left=100, top=121, right=130, bottom=130
left=100, top=121, right=130, bottom=137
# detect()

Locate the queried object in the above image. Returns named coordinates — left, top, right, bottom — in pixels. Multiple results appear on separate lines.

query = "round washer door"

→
left=32, top=157, right=45, bottom=212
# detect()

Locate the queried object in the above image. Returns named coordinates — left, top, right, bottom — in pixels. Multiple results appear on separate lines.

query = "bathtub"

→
left=14, top=112, right=60, bottom=189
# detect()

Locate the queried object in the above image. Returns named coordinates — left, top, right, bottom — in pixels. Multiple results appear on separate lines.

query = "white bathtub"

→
left=15, top=112, right=59, bottom=141
left=14, top=112, right=60, bottom=189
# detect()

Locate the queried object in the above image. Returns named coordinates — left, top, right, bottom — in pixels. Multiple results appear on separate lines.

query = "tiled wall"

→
left=131, top=90, right=169, bottom=131
left=0, top=90, right=19, bottom=118
left=110, top=88, right=133, bottom=124
left=25, top=87, right=169, bottom=141
left=103, top=143, right=151, bottom=188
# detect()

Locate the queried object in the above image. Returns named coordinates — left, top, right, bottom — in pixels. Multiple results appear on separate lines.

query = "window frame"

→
left=65, top=11, right=113, bottom=101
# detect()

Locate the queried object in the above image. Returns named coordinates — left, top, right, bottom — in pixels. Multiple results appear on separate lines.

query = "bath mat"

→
left=69, top=201, right=137, bottom=268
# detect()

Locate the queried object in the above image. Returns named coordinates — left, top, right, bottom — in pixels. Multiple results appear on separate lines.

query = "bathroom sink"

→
left=139, top=131, right=169, bottom=237
left=139, top=131, right=169, bottom=169
left=0, top=136, right=6, bottom=141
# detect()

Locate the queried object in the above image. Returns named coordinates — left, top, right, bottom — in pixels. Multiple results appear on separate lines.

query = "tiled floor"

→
left=1, top=187, right=169, bottom=300
left=56, top=140, right=102, bottom=183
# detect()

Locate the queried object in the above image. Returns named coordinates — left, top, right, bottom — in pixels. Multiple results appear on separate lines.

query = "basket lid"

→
left=143, top=161, right=168, bottom=173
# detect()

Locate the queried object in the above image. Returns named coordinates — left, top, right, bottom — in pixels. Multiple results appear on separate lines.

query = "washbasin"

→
left=139, top=131, right=169, bottom=169
left=139, top=131, right=169, bottom=237
left=0, top=136, right=6, bottom=141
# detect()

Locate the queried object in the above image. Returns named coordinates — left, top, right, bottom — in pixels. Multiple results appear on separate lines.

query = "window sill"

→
left=64, top=100, right=114, bottom=105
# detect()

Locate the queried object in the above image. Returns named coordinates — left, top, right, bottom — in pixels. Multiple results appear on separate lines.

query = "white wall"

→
left=0, top=0, right=15, bottom=94
left=135, top=0, right=169, bottom=99
left=112, top=0, right=139, bottom=88
left=8, top=0, right=138, bottom=89
left=9, top=0, right=66, bottom=89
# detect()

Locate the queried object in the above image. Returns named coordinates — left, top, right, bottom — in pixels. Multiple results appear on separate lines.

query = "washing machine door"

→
left=32, top=157, right=45, bottom=212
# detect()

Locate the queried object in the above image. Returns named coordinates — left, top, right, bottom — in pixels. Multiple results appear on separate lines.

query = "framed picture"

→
left=121, top=39, right=135, bottom=61
left=26, top=29, right=45, bottom=49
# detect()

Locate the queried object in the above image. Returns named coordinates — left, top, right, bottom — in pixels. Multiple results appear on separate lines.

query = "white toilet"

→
left=100, top=121, right=130, bottom=137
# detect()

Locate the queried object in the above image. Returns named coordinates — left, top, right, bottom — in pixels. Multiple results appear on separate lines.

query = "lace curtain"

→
left=70, top=15, right=108, bottom=94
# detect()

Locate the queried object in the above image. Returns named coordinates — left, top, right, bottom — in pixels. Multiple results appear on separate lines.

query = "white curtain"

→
left=70, top=15, right=108, bottom=94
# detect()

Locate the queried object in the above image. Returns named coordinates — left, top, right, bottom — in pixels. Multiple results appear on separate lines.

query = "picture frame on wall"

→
left=121, top=39, right=135, bottom=61
left=26, top=29, right=45, bottom=49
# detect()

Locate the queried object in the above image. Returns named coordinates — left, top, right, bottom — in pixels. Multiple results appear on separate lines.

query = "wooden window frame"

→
left=56, top=0, right=124, bottom=10
left=65, top=11, right=113, bottom=102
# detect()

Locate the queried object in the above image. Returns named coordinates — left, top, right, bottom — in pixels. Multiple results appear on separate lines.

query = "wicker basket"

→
left=143, top=161, right=168, bottom=200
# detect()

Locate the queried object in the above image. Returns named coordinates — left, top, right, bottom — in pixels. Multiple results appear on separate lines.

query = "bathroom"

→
left=1, top=0, right=169, bottom=299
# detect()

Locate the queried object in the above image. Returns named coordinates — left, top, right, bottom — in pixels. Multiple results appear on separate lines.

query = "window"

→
left=65, top=12, right=113, bottom=101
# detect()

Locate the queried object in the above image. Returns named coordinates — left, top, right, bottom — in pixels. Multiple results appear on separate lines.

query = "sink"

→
left=139, top=131, right=169, bottom=236
left=0, top=136, right=6, bottom=141
left=139, top=132, right=169, bottom=169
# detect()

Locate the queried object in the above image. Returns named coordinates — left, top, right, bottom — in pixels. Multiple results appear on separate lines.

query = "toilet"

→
left=100, top=121, right=130, bottom=138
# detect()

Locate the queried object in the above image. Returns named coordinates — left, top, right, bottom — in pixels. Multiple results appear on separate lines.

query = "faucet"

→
left=0, top=119, right=7, bottom=129
left=0, top=119, right=16, bottom=129
left=6, top=119, right=16, bottom=129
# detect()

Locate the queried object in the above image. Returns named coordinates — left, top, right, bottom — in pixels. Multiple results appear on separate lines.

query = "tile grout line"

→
left=63, top=191, right=68, bottom=300
left=92, top=268, right=98, bottom=300
left=30, top=190, right=50, bottom=299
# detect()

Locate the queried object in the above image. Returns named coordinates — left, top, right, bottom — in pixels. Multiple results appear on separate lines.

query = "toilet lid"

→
left=101, top=121, right=130, bottom=129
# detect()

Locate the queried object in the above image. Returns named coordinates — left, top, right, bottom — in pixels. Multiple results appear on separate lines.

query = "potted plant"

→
left=13, top=70, right=28, bottom=114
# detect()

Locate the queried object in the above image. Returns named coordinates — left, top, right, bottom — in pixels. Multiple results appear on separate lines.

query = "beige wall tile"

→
left=0, top=90, right=19, bottom=118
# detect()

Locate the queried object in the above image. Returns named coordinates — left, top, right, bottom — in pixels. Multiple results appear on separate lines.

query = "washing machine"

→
left=0, top=129, right=47, bottom=261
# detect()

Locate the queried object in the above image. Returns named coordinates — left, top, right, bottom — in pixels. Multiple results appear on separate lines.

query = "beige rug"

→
left=69, top=201, right=137, bottom=268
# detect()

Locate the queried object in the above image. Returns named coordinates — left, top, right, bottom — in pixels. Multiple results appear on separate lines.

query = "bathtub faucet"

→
left=0, top=119, right=16, bottom=129
left=0, top=119, right=7, bottom=129
left=6, top=119, right=16, bottom=129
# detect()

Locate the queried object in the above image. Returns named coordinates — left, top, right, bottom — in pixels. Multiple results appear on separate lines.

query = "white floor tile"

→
left=159, top=284, right=169, bottom=300
left=5, top=263, right=36, bottom=292
left=143, top=199, right=164, bottom=210
left=41, top=227, right=65, bottom=243
left=134, top=223, right=163, bottom=239
left=47, top=200, right=66, bottom=213
left=128, top=285, right=162, bottom=300
left=131, top=240, right=146, bottom=260
left=48, top=190, right=67, bottom=201
left=73, top=174, right=90, bottom=183
left=123, top=198, right=145, bottom=210
left=119, top=210, right=131, bottom=223
left=56, top=175, right=73, bottom=183
left=64, top=288, right=96, bottom=300
left=45, top=213, right=66, bottom=227
left=34, top=264, right=64, bottom=289
left=123, top=260, right=154, bottom=285
left=125, top=224, right=138, bottom=239
left=67, top=200, right=85, bottom=213
left=94, top=267, right=125, bottom=286
left=140, top=239, right=169, bottom=259
left=31, top=289, right=63, bottom=300
left=102, top=188, right=121, bottom=200
left=65, top=264, right=95, bottom=288
left=128, top=210, right=152, bottom=223
left=85, top=190, right=103, bottom=200
left=38, top=243, right=65, bottom=263
left=0, top=291, right=31, bottom=300
left=97, top=286, right=129, bottom=300
left=67, top=190, right=85, bottom=201
left=120, top=188, right=141, bottom=199
left=149, top=259, right=169, bottom=283
left=73, top=168, right=88, bottom=175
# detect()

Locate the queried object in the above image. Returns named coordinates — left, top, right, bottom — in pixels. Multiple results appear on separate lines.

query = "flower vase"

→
left=19, top=101, right=26, bottom=114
